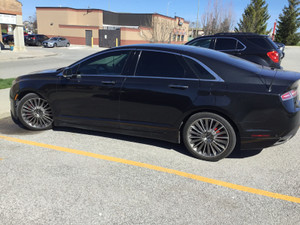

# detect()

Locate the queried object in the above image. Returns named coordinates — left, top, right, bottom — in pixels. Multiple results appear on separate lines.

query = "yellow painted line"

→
left=0, top=135, right=300, bottom=204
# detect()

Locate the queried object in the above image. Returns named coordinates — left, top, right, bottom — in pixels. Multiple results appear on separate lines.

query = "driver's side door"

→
left=53, top=50, right=131, bottom=130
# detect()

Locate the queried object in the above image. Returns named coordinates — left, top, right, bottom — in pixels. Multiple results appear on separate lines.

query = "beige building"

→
left=0, top=0, right=25, bottom=51
left=36, top=7, right=189, bottom=47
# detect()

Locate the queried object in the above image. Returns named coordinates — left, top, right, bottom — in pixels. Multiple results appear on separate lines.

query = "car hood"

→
left=16, top=67, right=65, bottom=81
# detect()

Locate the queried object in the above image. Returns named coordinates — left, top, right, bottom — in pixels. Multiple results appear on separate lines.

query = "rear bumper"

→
left=240, top=124, right=299, bottom=150
left=240, top=107, right=300, bottom=150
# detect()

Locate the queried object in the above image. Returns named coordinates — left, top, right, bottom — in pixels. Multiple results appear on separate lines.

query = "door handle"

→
left=168, top=84, right=189, bottom=89
left=101, top=80, right=116, bottom=85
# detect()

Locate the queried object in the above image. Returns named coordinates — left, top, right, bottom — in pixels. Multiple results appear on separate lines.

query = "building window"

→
left=181, top=35, right=184, bottom=42
left=173, top=34, right=176, bottom=41
left=177, top=35, right=180, bottom=42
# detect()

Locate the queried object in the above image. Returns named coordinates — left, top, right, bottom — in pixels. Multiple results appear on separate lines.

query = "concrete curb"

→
left=0, top=88, right=10, bottom=120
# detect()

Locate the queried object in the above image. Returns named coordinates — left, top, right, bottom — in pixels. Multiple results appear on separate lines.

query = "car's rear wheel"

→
left=183, top=112, right=236, bottom=161
left=17, top=93, right=53, bottom=130
left=66, top=43, right=70, bottom=47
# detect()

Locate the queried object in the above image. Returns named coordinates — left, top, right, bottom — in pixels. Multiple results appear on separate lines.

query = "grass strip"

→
left=0, top=78, right=15, bottom=89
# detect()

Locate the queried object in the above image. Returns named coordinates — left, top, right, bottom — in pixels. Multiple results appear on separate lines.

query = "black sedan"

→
left=10, top=44, right=300, bottom=161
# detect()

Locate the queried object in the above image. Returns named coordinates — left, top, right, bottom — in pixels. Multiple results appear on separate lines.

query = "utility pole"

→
left=195, top=0, right=200, bottom=38
left=167, top=1, right=171, bottom=16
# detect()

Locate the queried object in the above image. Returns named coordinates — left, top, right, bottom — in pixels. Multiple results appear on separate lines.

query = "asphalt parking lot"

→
left=0, top=46, right=300, bottom=224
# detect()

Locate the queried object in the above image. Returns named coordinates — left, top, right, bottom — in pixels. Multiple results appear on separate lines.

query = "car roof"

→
left=108, top=43, right=262, bottom=71
left=189, top=33, right=269, bottom=39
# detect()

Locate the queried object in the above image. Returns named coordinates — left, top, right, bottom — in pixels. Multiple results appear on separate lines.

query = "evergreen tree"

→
left=276, top=0, right=300, bottom=45
left=235, top=0, right=271, bottom=34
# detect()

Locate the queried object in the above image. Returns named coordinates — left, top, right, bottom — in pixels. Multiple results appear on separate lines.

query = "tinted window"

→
left=237, top=41, right=245, bottom=50
left=247, top=37, right=274, bottom=49
left=78, top=51, right=130, bottom=75
left=189, top=38, right=212, bottom=48
left=215, top=38, right=237, bottom=50
left=136, top=51, right=185, bottom=78
left=183, top=57, right=215, bottom=80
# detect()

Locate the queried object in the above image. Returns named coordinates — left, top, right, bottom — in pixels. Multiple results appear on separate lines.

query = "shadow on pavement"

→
left=0, top=116, right=263, bottom=160
left=0, top=116, right=42, bottom=135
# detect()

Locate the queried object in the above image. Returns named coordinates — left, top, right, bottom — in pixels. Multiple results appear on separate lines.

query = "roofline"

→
left=35, top=7, right=188, bottom=22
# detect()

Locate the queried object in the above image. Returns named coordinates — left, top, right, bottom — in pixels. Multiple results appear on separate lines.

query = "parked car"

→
left=10, top=44, right=300, bottom=161
left=2, top=34, right=14, bottom=44
left=42, top=37, right=70, bottom=48
left=25, top=34, right=49, bottom=46
left=185, top=33, right=284, bottom=69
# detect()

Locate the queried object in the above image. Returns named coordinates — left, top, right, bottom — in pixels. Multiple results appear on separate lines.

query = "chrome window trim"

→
left=182, top=55, right=224, bottom=82
left=135, top=48, right=224, bottom=82
left=69, top=48, right=136, bottom=68
left=215, top=37, right=246, bottom=52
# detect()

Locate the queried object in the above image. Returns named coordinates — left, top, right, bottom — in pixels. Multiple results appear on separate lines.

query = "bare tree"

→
left=140, top=15, right=176, bottom=43
left=201, top=0, right=234, bottom=35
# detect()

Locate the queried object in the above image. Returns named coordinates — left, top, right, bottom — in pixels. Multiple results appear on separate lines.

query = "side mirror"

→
left=62, top=68, right=73, bottom=78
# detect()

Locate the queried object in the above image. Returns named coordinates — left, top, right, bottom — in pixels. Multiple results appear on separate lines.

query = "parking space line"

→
left=0, top=134, right=300, bottom=204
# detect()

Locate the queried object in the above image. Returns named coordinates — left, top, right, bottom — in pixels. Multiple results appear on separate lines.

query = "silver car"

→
left=42, top=37, right=70, bottom=48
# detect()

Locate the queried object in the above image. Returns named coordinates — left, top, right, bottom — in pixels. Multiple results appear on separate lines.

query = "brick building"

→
left=36, top=7, right=189, bottom=47
left=0, top=0, right=25, bottom=51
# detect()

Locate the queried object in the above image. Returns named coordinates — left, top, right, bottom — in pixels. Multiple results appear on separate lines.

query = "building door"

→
left=99, top=29, right=120, bottom=48
left=85, top=30, right=92, bottom=46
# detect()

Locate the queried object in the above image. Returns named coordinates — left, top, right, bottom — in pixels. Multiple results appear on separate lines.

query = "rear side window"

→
left=183, top=57, right=215, bottom=80
left=136, top=51, right=186, bottom=78
left=189, top=38, right=212, bottom=48
left=215, top=38, right=237, bottom=50
left=246, top=37, right=274, bottom=49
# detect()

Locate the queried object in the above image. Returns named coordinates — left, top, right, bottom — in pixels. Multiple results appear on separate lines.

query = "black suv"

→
left=185, top=33, right=283, bottom=69
left=25, top=34, right=49, bottom=46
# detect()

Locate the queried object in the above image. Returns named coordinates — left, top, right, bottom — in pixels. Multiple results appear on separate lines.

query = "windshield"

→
left=50, top=37, right=58, bottom=41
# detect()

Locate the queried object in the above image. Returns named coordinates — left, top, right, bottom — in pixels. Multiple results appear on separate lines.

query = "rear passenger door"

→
left=119, top=50, right=212, bottom=138
left=214, top=37, right=246, bottom=57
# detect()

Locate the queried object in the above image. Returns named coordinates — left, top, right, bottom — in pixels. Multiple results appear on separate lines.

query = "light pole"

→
left=195, top=0, right=200, bottom=38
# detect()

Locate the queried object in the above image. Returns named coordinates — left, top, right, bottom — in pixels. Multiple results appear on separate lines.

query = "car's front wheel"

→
left=17, top=93, right=53, bottom=130
left=183, top=112, right=236, bottom=161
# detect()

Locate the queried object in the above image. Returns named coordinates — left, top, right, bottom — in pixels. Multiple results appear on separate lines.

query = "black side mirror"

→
left=62, top=68, right=73, bottom=78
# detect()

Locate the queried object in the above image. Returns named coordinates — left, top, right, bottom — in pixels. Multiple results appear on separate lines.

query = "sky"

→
left=20, top=0, right=291, bottom=31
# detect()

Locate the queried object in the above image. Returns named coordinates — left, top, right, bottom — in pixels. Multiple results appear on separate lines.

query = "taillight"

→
left=267, top=51, right=279, bottom=63
left=281, top=90, right=298, bottom=101
left=32, top=37, right=35, bottom=40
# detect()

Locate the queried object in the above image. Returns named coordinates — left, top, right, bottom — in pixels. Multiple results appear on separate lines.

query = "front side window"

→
left=77, top=51, right=130, bottom=75
left=189, top=38, right=212, bottom=48
left=215, top=38, right=237, bottom=50
left=135, top=51, right=185, bottom=78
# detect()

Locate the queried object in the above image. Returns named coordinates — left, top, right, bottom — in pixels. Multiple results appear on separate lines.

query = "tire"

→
left=183, top=112, right=236, bottom=161
left=17, top=93, right=53, bottom=131
left=66, top=43, right=70, bottom=47
left=36, top=41, right=41, bottom=46
left=54, top=43, right=57, bottom=48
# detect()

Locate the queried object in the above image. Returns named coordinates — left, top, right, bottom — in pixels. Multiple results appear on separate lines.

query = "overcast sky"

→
left=20, top=0, right=291, bottom=31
